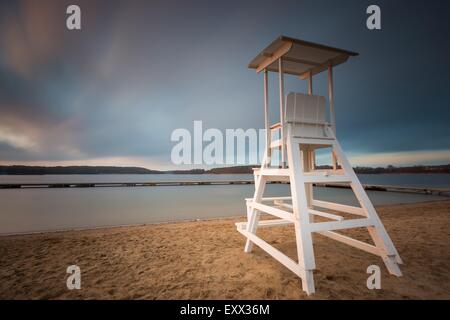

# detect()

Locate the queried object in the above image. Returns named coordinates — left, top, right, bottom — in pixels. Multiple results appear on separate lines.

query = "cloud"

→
left=0, top=0, right=449, bottom=168
left=349, top=150, right=450, bottom=167
left=0, top=125, right=37, bottom=150
left=0, top=0, right=64, bottom=79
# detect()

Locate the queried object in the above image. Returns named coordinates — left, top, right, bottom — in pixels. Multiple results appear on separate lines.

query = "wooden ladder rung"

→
left=309, top=218, right=373, bottom=232
left=270, top=122, right=282, bottom=130
left=247, top=201, right=294, bottom=222
left=312, top=200, right=366, bottom=216
left=273, top=201, right=344, bottom=221
left=270, top=139, right=283, bottom=149
left=308, top=209, right=344, bottom=221
left=245, top=196, right=292, bottom=202
left=255, top=168, right=290, bottom=176
left=236, top=219, right=293, bottom=229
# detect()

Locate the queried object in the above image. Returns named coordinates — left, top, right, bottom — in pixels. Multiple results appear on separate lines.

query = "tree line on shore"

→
left=0, top=164, right=449, bottom=175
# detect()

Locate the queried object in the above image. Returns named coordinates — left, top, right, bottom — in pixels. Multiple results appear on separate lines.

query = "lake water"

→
left=0, top=174, right=448, bottom=235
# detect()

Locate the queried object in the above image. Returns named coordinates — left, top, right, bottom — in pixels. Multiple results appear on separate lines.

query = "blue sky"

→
left=0, top=0, right=449, bottom=169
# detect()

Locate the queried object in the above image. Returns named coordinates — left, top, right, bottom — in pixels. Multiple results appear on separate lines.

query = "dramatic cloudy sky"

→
left=0, top=0, right=449, bottom=169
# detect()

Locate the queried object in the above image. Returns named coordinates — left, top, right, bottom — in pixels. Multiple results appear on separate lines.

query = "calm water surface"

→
left=0, top=174, right=448, bottom=234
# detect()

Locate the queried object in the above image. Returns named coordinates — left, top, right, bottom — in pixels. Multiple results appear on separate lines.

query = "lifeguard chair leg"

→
left=287, top=135, right=316, bottom=295
left=352, top=181, right=403, bottom=270
left=330, top=131, right=403, bottom=276
left=353, top=183, right=403, bottom=276
left=244, top=174, right=267, bottom=253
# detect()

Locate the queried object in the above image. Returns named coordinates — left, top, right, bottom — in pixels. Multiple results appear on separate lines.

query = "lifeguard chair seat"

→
left=285, top=92, right=330, bottom=141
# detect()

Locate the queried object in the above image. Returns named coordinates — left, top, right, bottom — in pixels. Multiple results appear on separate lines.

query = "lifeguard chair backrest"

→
left=285, top=92, right=327, bottom=124
left=285, top=92, right=329, bottom=138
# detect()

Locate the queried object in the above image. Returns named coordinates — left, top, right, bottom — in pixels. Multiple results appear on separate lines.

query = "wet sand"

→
left=0, top=200, right=449, bottom=299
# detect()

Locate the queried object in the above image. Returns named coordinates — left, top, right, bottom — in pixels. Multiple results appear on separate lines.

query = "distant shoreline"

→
left=0, top=164, right=449, bottom=175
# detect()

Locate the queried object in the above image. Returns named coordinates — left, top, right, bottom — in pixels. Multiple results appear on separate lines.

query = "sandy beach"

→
left=0, top=199, right=449, bottom=300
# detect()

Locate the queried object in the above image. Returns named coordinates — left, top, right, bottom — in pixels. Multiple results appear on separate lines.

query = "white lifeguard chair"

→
left=236, top=36, right=403, bottom=295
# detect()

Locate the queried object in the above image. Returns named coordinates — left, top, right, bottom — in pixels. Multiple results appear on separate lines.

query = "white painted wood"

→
left=285, top=93, right=327, bottom=125
left=249, top=36, right=357, bottom=77
left=270, top=122, right=282, bottom=130
left=309, top=218, right=373, bottom=233
left=256, top=168, right=290, bottom=176
left=245, top=196, right=292, bottom=202
left=277, top=202, right=344, bottom=221
left=285, top=125, right=316, bottom=294
left=236, top=219, right=293, bottom=229
left=238, top=227, right=303, bottom=278
left=261, top=196, right=292, bottom=202
left=293, top=137, right=334, bottom=145
left=278, top=58, right=286, bottom=167
left=308, top=209, right=344, bottom=221
left=270, top=139, right=283, bottom=149
left=254, top=175, right=290, bottom=183
left=248, top=201, right=295, bottom=222
left=332, top=149, right=338, bottom=171
left=263, top=70, right=271, bottom=166
left=328, top=127, right=403, bottom=268
left=274, top=200, right=292, bottom=209
left=244, top=174, right=267, bottom=252
left=307, top=72, right=313, bottom=95
left=301, top=270, right=315, bottom=295
left=256, top=152, right=269, bottom=174
left=310, top=168, right=345, bottom=174
left=312, top=199, right=366, bottom=216
left=328, top=65, right=336, bottom=134
left=255, top=41, right=293, bottom=73
left=303, top=149, right=313, bottom=205
left=310, top=149, right=316, bottom=170
left=238, top=120, right=403, bottom=294
left=381, top=255, right=403, bottom=277
left=317, top=231, right=381, bottom=256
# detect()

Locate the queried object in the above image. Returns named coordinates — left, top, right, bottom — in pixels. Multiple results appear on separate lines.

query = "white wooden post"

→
left=264, top=69, right=270, bottom=166
left=278, top=58, right=286, bottom=168
left=308, top=72, right=313, bottom=95
left=328, top=65, right=335, bottom=133
left=244, top=174, right=267, bottom=252
left=306, top=71, right=314, bottom=209
left=328, top=64, right=338, bottom=170
left=286, top=125, right=316, bottom=294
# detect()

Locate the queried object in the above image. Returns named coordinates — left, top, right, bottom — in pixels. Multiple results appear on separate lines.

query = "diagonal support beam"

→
left=237, top=226, right=304, bottom=278
left=317, top=230, right=381, bottom=256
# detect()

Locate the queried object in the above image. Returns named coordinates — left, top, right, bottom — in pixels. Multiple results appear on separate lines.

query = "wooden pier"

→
left=0, top=180, right=254, bottom=189
left=0, top=180, right=448, bottom=196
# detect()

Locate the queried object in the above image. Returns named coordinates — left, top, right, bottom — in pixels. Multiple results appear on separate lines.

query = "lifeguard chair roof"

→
left=248, top=36, right=358, bottom=79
